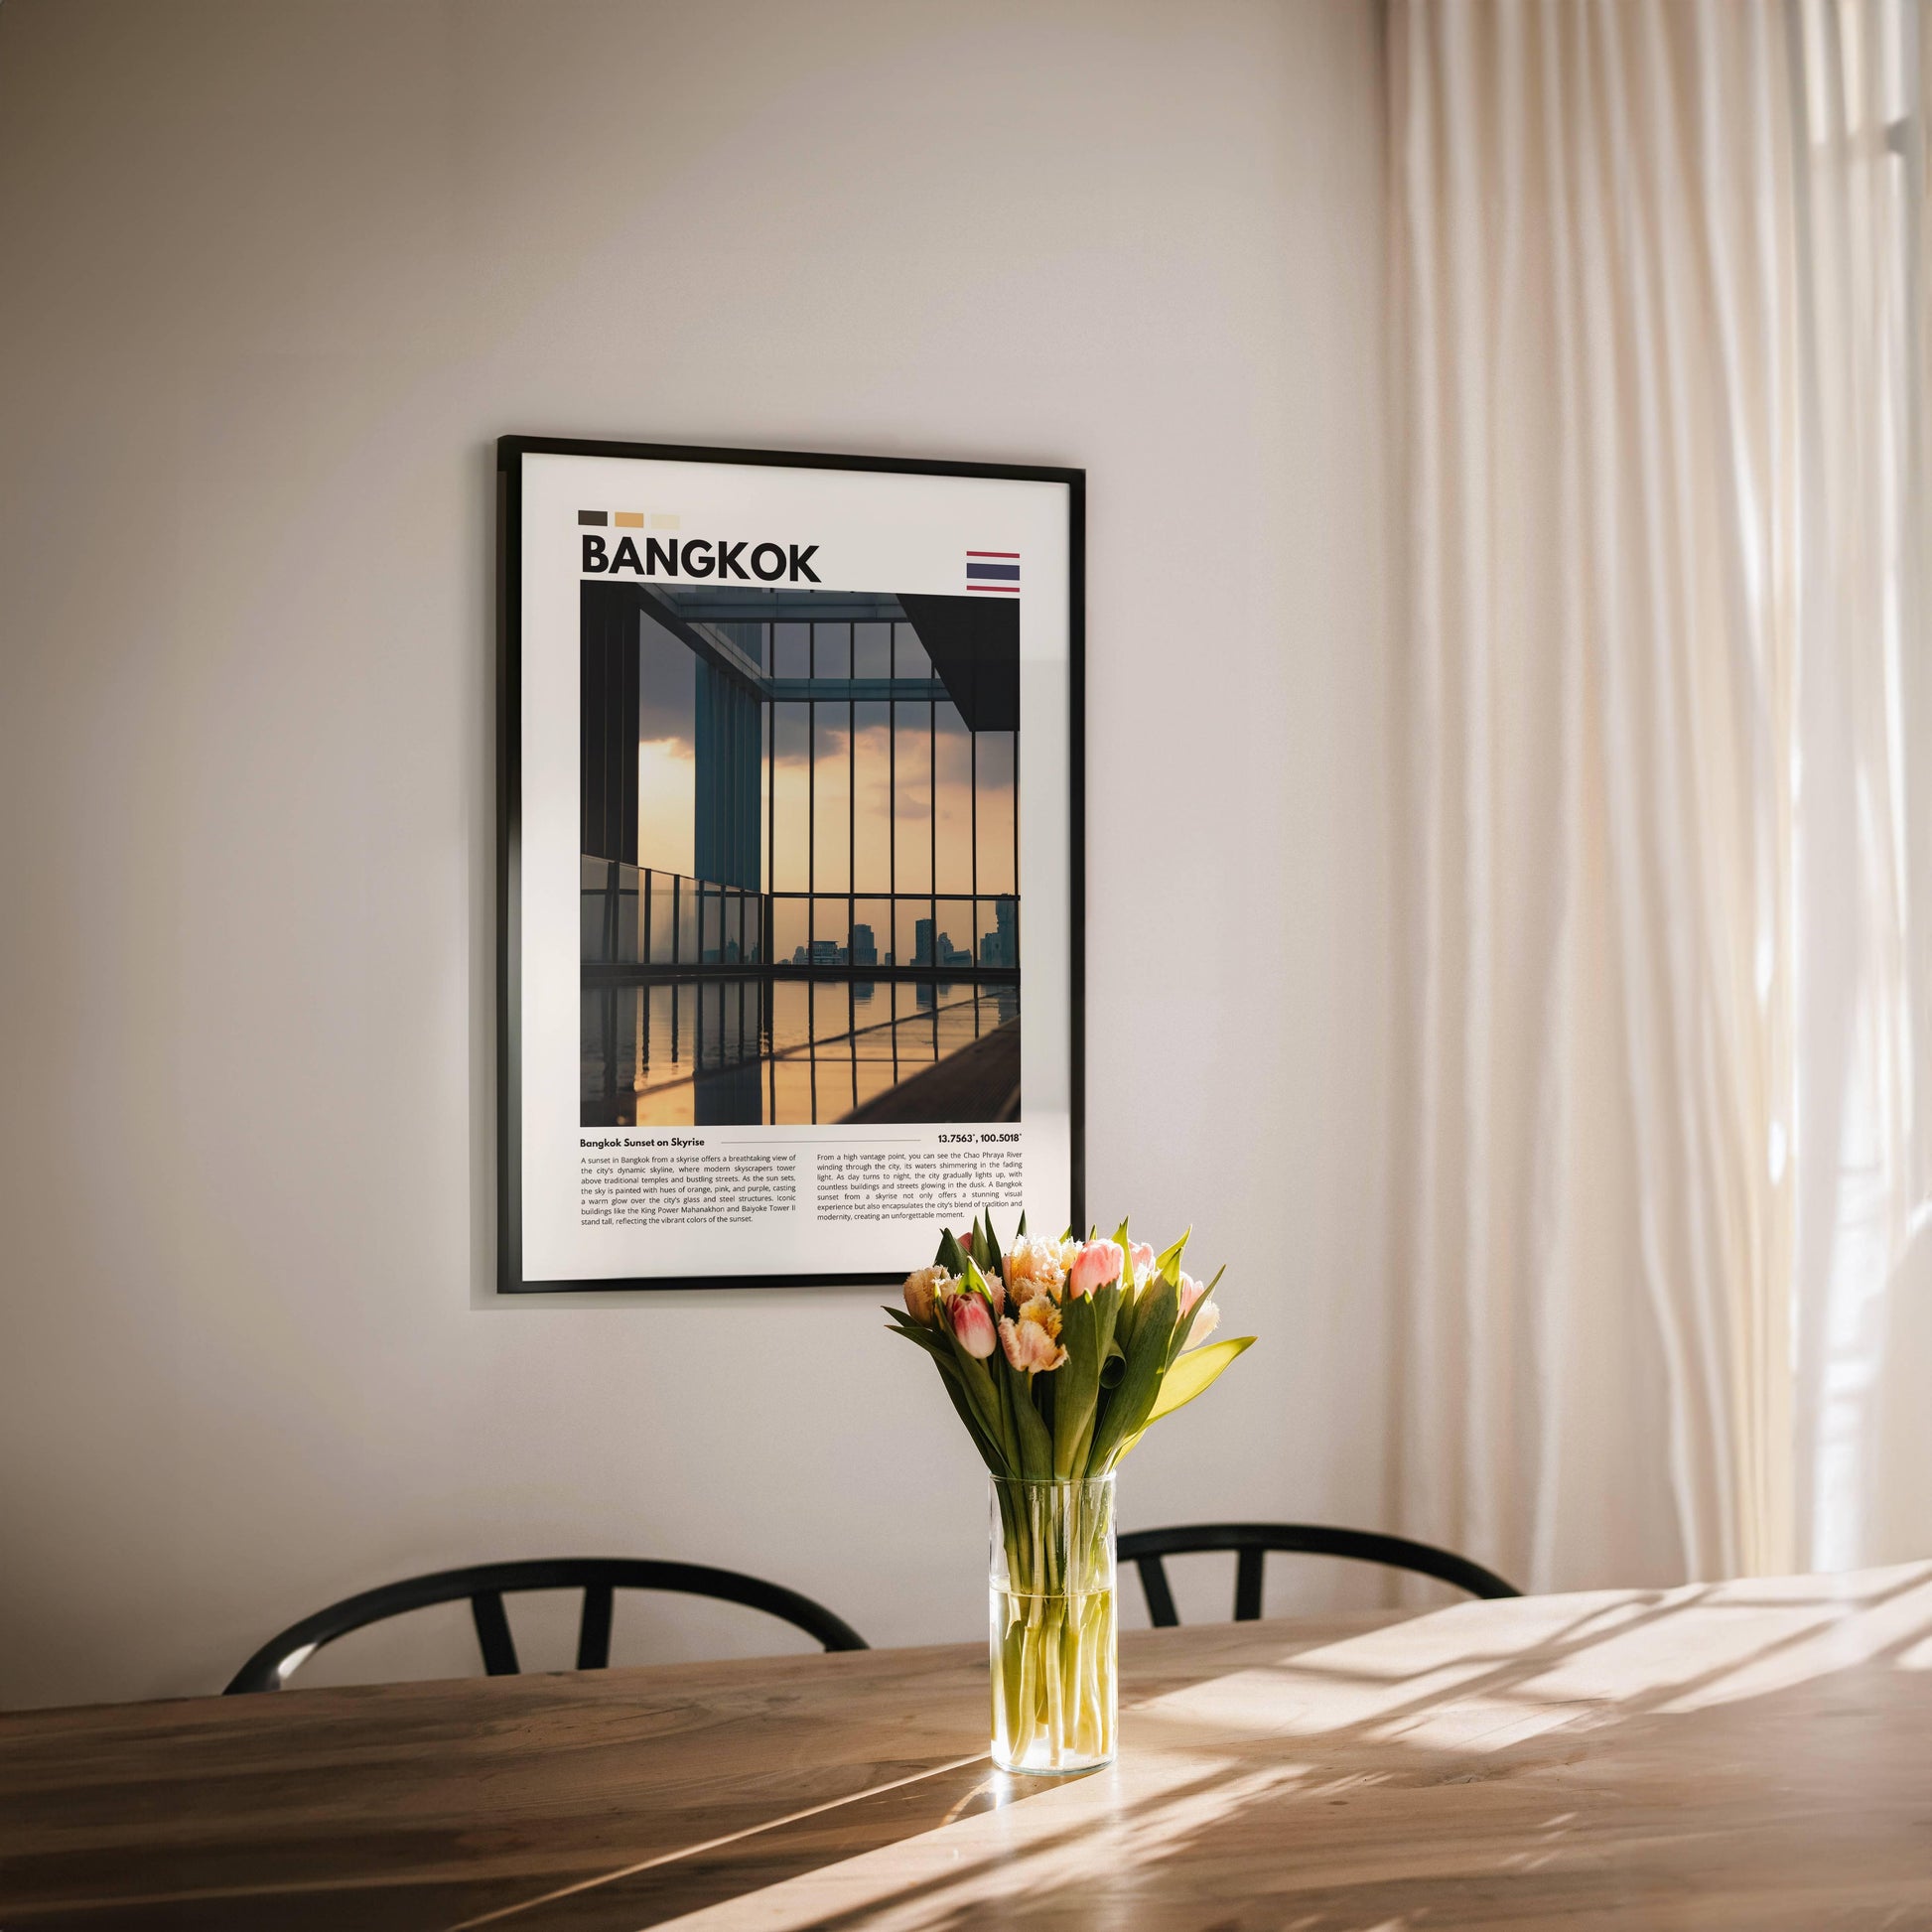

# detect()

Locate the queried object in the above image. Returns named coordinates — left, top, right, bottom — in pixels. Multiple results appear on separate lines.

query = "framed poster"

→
left=497, top=437, right=1084, bottom=1292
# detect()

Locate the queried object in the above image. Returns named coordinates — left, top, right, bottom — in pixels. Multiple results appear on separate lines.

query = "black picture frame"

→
left=495, top=435, right=1085, bottom=1293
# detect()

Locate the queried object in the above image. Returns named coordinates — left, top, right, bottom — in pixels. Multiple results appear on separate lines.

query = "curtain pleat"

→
left=1390, top=0, right=1927, bottom=1588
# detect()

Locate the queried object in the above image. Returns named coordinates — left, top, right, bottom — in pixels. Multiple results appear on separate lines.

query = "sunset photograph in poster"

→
left=579, top=584, right=1022, bottom=1130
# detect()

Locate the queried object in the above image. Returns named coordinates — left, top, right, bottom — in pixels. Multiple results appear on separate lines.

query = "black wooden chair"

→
left=1117, top=1523, right=1519, bottom=1627
left=223, top=1557, right=868, bottom=1693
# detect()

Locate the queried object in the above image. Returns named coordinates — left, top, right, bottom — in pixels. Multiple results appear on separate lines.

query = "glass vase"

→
left=988, top=1473, right=1117, bottom=1774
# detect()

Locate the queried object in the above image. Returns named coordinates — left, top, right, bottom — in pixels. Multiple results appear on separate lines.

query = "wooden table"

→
left=4, top=1563, right=1929, bottom=1930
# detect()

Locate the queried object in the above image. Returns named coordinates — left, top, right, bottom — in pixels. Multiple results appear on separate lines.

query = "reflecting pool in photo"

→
left=582, top=977, right=1021, bottom=1127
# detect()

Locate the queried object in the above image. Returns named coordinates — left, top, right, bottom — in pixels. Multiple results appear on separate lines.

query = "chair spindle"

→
left=471, top=1591, right=519, bottom=1675
left=576, top=1584, right=615, bottom=1671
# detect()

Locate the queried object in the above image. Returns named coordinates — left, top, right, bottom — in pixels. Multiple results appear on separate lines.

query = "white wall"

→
left=0, top=0, right=1392, bottom=1709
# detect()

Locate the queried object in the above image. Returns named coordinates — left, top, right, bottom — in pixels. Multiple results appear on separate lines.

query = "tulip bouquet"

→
left=888, top=1212, right=1253, bottom=1773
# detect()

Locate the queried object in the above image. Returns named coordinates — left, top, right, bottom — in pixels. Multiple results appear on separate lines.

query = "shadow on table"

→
left=7, top=1574, right=1928, bottom=1932
left=469, top=1567, right=1932, bottom=1932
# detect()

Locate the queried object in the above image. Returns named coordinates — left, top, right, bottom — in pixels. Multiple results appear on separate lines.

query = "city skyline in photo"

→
left=581, top=584, right=1024, bottom=1127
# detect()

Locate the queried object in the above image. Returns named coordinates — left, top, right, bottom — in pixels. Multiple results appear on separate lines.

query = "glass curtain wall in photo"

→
left=580, top=583, right=1022, bottom=1127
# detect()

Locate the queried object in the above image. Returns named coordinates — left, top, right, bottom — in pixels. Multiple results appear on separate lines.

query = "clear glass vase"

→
left=989, top=1474, right=1117, bottom=1774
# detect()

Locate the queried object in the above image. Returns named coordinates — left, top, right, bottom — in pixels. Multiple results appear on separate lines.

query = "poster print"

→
left=498, top=438, right=1084, bottom=1291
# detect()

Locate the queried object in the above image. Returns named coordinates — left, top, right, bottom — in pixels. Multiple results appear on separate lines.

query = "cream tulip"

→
left=999, top=1313, right=1068, bottom=1373
left=903, top=1264, right=953, bottom=1326
left=1003, top=1235, right=1065, bottom=1303
left=1017, top=1293, right=1061, bottom=1337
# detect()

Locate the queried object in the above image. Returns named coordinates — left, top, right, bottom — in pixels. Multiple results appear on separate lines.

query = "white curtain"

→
left=1389, top=0, right=1930, bottom=1590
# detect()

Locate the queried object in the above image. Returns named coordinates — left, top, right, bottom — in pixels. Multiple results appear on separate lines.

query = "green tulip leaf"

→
left=1155, top=1228, right=1191, bottom=1289
left=1144, top=1335, right=1254, bottom=1429
left=1085, top=1274, right=1178, bottom=1472
left=1050, top=1290, right=1101, bottom=1476
left=1013, top=1374, right=1054, bottom=1477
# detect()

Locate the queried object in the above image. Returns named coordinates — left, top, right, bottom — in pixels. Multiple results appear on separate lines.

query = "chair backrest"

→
left=223, top=1557, right=868, bottom=1693
left=1116, top=1522, right=1519, bottom=1627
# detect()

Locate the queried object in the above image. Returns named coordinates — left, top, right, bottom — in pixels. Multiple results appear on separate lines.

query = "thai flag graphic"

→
left=967, top=550, right=1020, bottom=593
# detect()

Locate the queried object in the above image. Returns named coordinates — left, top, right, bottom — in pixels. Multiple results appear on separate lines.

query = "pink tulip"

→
left=1178, top=1273, right=1220, bottom=1349
left=1067, top=1239, right=1124, bottom=1298
left=949, top=1293, right=998, bottom=1359
left=999, top=1314, right=1068, bottom=1373
left=1130, top=1241, right=1156, bottom=1275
